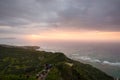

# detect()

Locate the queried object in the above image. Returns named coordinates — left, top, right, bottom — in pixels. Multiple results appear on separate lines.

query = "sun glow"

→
left=27, top=34, right=41, bottom=41
left=26, top=31, right=120, bottom=42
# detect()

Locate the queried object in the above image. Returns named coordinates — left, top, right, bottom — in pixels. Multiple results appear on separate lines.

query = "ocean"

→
left=0, top=39, right=120, bottom=78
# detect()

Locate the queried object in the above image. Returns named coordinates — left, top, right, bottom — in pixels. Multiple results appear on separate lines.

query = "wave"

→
left=79, top=56, right=101, bottom=63
left=103, top=61, right=120, bottom=66
left=73, top=55, right=120, bottom=67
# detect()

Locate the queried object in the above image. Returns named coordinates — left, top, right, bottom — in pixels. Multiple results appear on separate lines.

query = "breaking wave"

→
left=103, top=61, right=120, bottom=66
left=73, top=56, right=120, bottom=67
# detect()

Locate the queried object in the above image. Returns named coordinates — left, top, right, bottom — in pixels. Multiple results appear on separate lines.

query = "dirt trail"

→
left=36, top=64, right=52, bottom=80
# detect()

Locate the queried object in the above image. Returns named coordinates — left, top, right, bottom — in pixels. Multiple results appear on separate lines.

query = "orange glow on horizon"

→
left=27, top=34, right=41, bottom=41
left=25, top=31, right=120, bottom=42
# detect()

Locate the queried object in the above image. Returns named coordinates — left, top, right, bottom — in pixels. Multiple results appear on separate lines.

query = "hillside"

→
left=0, top=44, right=114, bottom=80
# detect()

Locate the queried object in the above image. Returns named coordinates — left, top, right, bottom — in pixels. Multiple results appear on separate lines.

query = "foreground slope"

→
left=0, top=44, right=114, bottom=80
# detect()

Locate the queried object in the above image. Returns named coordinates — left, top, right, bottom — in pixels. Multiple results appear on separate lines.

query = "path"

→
left=36, top=64, right=52, bottom=80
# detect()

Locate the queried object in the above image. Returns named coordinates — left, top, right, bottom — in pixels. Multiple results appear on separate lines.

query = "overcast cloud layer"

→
left=0, top=0, right=120, bottom=35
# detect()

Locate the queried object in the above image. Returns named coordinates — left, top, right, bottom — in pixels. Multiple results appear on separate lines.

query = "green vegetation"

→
left=0, top=44, right=114, bottom=80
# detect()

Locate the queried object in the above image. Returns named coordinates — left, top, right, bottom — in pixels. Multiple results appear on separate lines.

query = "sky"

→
left=0, top=0, right=120, bottom=42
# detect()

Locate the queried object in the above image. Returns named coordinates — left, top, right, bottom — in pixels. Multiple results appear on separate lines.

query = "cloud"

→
left=0, top=0, right=63, bottom=26
left=0, top=37, right=15, bottom=40
left=57, top=0, right=120, bottom=31
left=0, top=0, right=120, bottom=32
